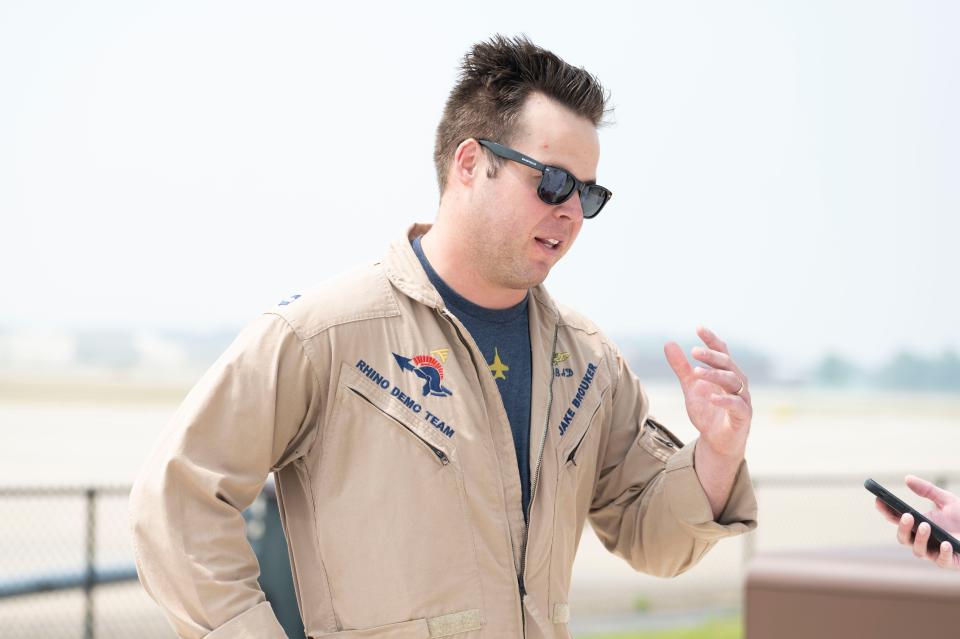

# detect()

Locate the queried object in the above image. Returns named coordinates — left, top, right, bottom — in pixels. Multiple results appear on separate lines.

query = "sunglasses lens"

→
left=581, top=186, right=610, bottom=218
left=538, top=167, right=575, bottom=204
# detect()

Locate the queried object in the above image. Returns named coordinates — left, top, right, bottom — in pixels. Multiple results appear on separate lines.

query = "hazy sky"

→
left=2, top=1, right=958, bottom=373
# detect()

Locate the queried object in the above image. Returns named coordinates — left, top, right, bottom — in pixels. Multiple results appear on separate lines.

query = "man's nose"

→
left=555, top=191, right=584, bottom=220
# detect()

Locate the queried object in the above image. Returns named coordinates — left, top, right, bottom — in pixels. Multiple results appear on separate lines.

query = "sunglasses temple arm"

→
left=480, top=140, right=547, bottom=172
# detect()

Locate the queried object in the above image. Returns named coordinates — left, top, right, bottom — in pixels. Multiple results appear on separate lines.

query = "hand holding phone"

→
left=867, top=477, right=960, bottom=569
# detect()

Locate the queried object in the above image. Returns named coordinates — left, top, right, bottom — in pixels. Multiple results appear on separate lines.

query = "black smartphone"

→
left=865, top=478, right=960, bottom=554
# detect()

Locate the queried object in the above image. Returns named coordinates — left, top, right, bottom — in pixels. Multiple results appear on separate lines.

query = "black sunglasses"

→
left=477, top=139, right=612, bottom=219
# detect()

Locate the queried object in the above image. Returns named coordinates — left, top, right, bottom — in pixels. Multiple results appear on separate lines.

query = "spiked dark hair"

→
left=433, top=34, right=609, bottom=194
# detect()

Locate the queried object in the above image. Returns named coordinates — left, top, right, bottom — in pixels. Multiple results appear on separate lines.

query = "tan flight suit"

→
left=130, top=224, right=757, bottom=639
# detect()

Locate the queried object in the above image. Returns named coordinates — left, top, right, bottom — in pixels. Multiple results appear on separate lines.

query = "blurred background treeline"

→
left=3, top=326, right=958, bottom=392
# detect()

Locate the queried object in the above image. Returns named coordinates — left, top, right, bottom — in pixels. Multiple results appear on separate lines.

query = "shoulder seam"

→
left=269, top=264, right=402, bottom=340
left=267, top=307, right=401, bottom=341
left=558, top=318, right=599, bottom=335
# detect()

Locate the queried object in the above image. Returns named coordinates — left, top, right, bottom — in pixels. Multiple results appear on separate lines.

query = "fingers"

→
left=663, top=341, right=693, bottom=385
left=709, top=393, right=751, bottom=421
left=692, top=346, right=748, bottom=396
left=694, top=367, right=743, bottom=394
left=696, top=326, right=729, bottom=354
left=906, top=474, right=955, bottom=509
left=897, top=513, right=915, bottom=546
left=913, top=521, right=932, bottom=558
left=891, top=505, right=958, bottom=568
left=691, top=346, right=734, bottom=370
left=669, top=328, right=750, bottom=396
left=936, top=541, right=954, bottom=569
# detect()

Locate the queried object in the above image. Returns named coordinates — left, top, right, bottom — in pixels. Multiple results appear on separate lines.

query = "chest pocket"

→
left=339, top=363, right=455, bottom=465
left=557, top=387, right=608, bottom=469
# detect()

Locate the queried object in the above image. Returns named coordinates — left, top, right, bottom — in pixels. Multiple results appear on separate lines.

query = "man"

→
left=130, top=35, right=757, bottom=639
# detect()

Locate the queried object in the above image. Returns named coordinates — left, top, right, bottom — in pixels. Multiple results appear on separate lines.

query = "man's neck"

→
left=419, top=225, right=527, bottom=310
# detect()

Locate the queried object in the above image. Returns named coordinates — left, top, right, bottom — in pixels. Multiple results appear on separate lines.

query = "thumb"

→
left=906, top=475, right=955, bottom=509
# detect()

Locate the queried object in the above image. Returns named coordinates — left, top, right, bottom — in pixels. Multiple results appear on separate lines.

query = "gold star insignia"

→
left=489, top=348, right=509, bottom=380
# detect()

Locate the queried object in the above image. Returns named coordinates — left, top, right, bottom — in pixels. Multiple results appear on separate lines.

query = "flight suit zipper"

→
left=518, top=321, right=559, bottom=599
left=436, top=307, right=528, bottom=627
left=437, top=306, right=559, bottom=636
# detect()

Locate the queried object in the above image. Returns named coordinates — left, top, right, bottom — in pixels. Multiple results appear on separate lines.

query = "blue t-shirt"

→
left=411, top=236, right=533, bottom=521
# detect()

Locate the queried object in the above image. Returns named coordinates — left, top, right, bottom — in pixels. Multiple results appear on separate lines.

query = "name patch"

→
left=559, top=362, right=598, bottom=437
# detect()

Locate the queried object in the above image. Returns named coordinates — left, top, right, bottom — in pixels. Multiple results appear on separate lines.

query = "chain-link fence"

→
left=0, top=486, right=172, bottom=639
left=0, top=484, right=303, bottom=639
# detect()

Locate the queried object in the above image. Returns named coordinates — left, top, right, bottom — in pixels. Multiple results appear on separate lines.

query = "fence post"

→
left=84, top=488, right=97, bottom=639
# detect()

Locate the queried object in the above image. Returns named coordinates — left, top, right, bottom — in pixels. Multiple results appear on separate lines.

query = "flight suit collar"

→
left=384, top=223, right=561, bottom=325
left=382, top=223, right=444, bottom=308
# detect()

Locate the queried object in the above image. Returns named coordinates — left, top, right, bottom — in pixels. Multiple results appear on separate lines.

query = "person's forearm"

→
left=694, top=439, right=743, bottom=519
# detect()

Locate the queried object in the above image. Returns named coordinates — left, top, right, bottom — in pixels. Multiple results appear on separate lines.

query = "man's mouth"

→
left=535, top=237, right=562, bottom=251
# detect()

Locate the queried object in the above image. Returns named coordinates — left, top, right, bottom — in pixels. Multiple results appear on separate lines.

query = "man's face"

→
left=465, top=93, right=601, bottom=293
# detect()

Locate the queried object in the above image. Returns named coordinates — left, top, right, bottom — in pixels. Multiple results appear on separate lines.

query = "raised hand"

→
left=664, top=326, right=753, bottom=517
left=664, top=326, right=752, bottom=461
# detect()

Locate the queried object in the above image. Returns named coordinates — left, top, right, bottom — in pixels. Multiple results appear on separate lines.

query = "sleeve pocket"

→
left=638, top=418, right=684, bottom=463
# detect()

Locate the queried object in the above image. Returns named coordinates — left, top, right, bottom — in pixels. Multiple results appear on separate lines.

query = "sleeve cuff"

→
left=205, top=601, right=289, bottom=639
left=663, top=438, right=758, bottom=538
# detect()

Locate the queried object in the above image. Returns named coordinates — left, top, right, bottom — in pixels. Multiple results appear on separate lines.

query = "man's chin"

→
left=488, top=255, right=553, bottom=292
left=504, top=267, right=550, bottom=291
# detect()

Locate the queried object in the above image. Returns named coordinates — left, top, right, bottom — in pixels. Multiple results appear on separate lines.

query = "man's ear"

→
left=451, top=138, right=482, bottom=188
